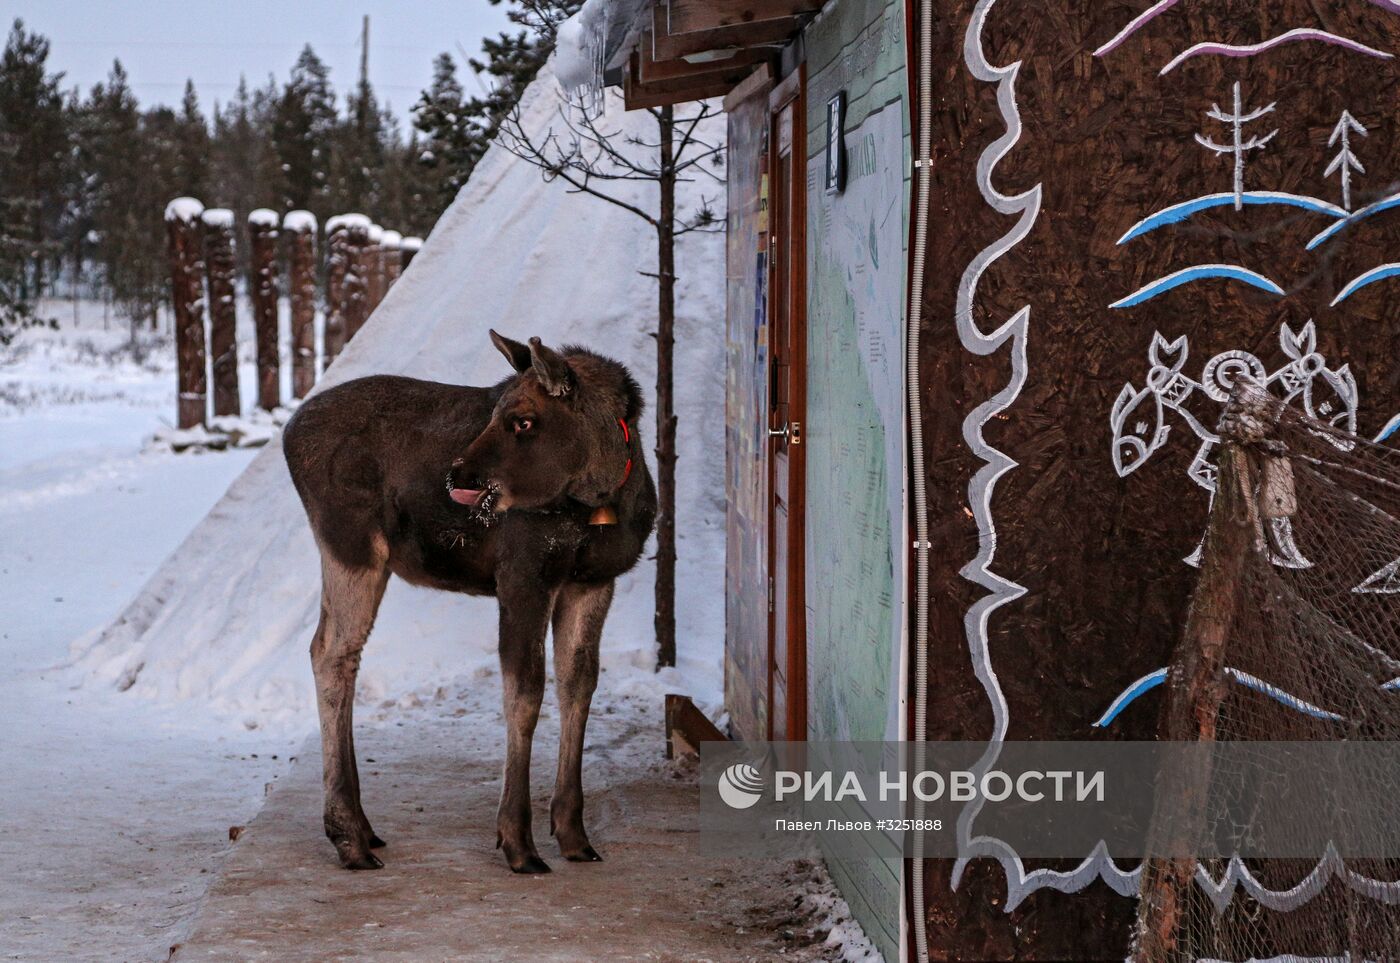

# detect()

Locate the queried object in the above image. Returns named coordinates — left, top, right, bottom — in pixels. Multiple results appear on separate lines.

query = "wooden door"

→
left=767, top=74, right=807, bottom=742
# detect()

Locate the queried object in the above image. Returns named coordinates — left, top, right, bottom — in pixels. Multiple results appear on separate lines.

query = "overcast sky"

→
left=4, top=0, right=515, bottom=123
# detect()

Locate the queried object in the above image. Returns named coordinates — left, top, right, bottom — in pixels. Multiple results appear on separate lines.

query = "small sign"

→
left=825, top=91, right=847, bottom=194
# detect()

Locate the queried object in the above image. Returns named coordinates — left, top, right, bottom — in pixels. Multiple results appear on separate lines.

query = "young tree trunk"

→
left=654, top=105, right=678, bottom=670
left=287, top=215, right=318, bottom=398
left=249, top=216, right=280, bottom=411
left=203, top=215, right=240, bottom=417
left=165, top=203, right=206, bottom=429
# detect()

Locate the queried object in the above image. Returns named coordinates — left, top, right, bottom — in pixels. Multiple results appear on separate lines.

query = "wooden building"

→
left=600, top=0, right=1400, bottom=958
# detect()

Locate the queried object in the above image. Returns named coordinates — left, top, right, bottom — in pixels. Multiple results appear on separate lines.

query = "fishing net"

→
left=1133, top=378, right=1400, bottom=962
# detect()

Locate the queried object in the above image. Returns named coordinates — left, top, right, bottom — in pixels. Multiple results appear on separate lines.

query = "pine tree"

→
left=0, top=18, right=68, bottom=304
left=330, top=74, right=387, bottom=215
left=272, top=45, right=337, bottom=218
left=210, top=75, right=279, bottom=264
left=412, top=0, right=580, bottom=205
left=81, top=60, right=165, bottom=327
left=411, top=53, right=477, bottom=207
left=174, top=79, right=208, bottom=198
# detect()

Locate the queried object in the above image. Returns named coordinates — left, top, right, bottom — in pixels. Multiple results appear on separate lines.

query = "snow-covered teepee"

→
left=72, top=64, right=727, bottom=726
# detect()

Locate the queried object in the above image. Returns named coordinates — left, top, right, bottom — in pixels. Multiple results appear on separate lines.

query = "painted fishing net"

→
left=1134, top=380, right=1400, bottom=962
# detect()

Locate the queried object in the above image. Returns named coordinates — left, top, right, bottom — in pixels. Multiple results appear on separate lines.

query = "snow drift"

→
left=73, top=64, right=727, bottom=727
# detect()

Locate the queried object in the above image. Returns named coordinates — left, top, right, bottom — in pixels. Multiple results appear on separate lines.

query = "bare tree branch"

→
left=496, top=89, right=724, bottom=232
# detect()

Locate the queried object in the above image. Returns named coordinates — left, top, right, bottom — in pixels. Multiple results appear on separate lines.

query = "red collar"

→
left=617, top=418, right=633, bottom=490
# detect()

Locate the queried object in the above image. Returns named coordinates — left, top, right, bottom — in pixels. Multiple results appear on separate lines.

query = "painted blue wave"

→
left=1330, top=262, right=1400, bottom=305
left=1376, top=415, right=1400, bottom=443
left=1110, top=264, right=1285, bottom=309
left=1118, top=192, right=1345, bottom=246
left=1092, top=668, right=1167, bottom=727
left=1094, top=667, right=1350, bottom=727
left=1307, top=192, right=1400, bottom=250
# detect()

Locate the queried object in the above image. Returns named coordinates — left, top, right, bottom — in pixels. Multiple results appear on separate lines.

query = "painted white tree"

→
left=1326, top=110, right=1368, bottom=211
left=1194, top=81, right=1278, bottom=210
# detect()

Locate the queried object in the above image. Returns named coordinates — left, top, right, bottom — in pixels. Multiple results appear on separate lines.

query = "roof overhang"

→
left=604, top=0, right=819, bottom=109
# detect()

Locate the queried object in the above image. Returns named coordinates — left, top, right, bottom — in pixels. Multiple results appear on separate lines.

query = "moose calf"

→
left=283, top=332, right=656, bottom=873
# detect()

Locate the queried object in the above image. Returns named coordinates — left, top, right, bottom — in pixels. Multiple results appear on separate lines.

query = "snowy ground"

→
left=0, top=314, right=295, bottom=961
left=0, top=311, right=879, bottom=962
left=0, top=63, right=880, bottom=961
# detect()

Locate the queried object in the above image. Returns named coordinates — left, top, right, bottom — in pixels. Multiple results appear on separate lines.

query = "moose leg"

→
left=310, top=540, right=389, bottom=870
left=550, top=580, right=613, bottom=862
left=496, top=583, right=554, bottom=874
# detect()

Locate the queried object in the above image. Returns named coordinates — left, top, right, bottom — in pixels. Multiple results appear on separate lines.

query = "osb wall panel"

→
left=916, top=0, right=1400, bottom=957
left=725, top=86, right=772, bottom=744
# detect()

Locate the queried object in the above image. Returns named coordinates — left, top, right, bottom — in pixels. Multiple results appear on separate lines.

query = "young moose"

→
left=283, top=332, right=656, bottom=874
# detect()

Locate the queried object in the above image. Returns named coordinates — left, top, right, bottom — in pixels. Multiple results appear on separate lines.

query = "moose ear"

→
left=489, top=329, right=532, bottom=374
left=528, top=337, right=574, bottom=396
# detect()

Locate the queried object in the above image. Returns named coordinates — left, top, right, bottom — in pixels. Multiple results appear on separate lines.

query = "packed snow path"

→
left=173, top=690, right=855, bottom=963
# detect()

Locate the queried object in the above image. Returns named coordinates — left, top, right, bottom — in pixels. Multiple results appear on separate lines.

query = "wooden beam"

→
left=624, top=70, right=736, bottom=109
left=630, top=50, right=760, bottom=95
left=651, top=3, right=797, bottom=60
left=722, top=63, right=772, bottom=112
left=667, top=0, right=820, bottom=34
left=664, top=693, right=728, bottom=759
left=638, top=30, right=769, bottom=84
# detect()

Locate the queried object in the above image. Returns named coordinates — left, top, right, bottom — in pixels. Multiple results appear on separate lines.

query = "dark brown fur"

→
left=283, top=332, right=656, bottom=873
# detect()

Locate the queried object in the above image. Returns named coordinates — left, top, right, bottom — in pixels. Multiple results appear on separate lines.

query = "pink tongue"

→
left=450, top=488, right=484, bottom=507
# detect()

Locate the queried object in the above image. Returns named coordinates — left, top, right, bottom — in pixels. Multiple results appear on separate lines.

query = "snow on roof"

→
left=201, top=208, right=235, bottom=228
left=163, top=197, right=204, bottom=223
left=380, top=230, right=403, bottom=249
left=248, top=208, right=279, bottom=227
left=400, top=236, right=424, bottom=252
left=325, top=213, right=372, bottom=234
left=555, top=0, right=650, bottom=94
left=282, top=210, right=317, bottom=233
left=367, top=223, right=384, bottom=244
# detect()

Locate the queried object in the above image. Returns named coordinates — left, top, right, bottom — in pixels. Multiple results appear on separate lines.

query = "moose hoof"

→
left=563, top=844, right=603, bottom=863
left=509, top=854, right=552, bottom=875
left=331, top=830, right=384, bottom=870
left=369, top=833, right=387, bottom=849
left=341, top=850, right=384, bottom=871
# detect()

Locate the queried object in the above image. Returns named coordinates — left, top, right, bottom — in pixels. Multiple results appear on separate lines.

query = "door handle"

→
left=769, top=421, right=802, bottom=445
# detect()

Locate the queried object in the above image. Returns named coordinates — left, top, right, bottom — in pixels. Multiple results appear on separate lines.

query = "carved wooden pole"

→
left=165, top=197, right=207, bottom=429
left=365, top=223, right=384, bottom=313
left=381, top=230, right=403, bottom=290
left=248, top=209, right=280, bottom=411
left=400, top=236, right=423, bottom=270
left=324, top=215, right=351, bottom=367
left=202, top=208, right=240, bottom=418
left=345, top=217, right=370, bottom=341
left=284, top=210, right=317, bottom=398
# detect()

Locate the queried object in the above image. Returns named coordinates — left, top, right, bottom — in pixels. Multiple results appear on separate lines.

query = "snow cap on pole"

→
left=164, top=197, right=204, bottom=223
left=282, top=210, right=317, bottom=234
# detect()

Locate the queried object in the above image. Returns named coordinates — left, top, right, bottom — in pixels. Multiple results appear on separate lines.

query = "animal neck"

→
left=588, top=417, right=633, bottom=526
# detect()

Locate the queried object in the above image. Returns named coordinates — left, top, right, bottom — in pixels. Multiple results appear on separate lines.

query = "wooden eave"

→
left=609, top=0, right=814, bottom=109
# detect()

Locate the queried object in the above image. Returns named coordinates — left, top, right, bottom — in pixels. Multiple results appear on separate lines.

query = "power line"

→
left=48, top=39, right=438, bottom=52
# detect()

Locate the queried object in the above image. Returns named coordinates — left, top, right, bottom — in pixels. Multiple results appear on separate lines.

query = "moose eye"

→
left=513, top=417, right=534, bottom=435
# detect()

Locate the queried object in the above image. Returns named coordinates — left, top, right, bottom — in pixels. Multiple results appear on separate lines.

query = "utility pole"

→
left=358, top=15, right=370, bottom=134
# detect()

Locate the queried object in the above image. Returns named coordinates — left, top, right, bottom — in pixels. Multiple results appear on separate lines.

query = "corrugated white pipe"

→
left=906, top=0, right=933, bottom=956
